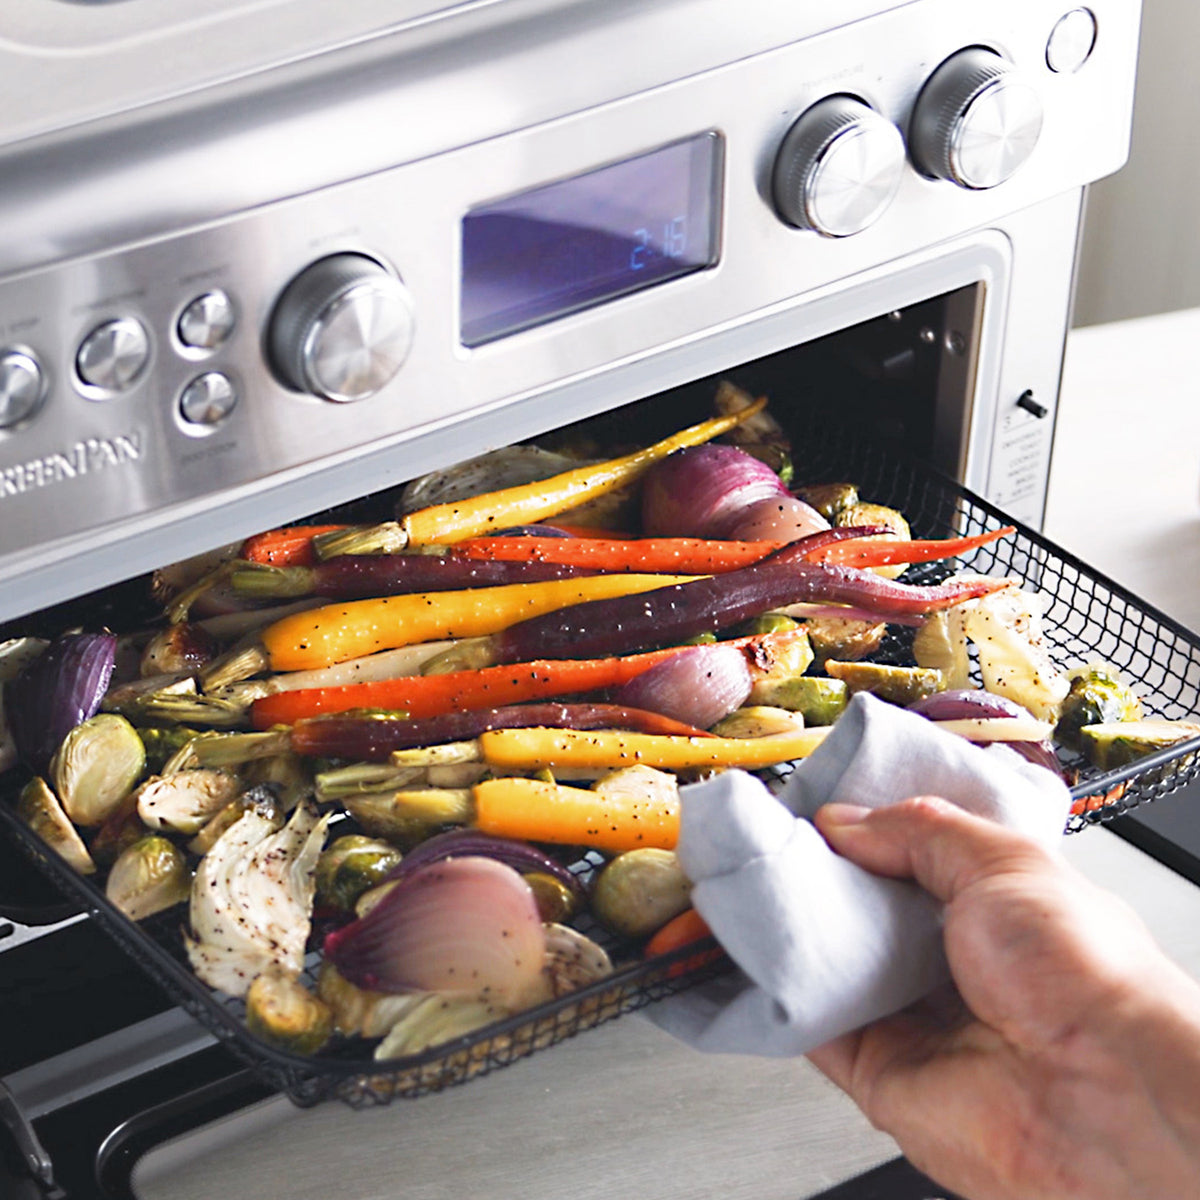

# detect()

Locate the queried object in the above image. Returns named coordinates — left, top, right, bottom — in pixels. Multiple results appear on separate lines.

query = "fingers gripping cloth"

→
left=648, top=692, right=1072, bottom=1056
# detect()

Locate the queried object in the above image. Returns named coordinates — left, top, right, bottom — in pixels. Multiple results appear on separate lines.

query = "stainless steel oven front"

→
left=0, top=0, right=1141, bottom=1197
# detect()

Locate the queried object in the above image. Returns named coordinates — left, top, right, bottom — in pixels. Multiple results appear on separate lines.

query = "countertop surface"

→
left=133, top=311, right=1200, bottom=1200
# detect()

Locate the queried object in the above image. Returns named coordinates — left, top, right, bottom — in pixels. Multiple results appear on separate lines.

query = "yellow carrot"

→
left=402, top=398, right=767, bottom=547
left=473, top=777, right=680, bottom=853
left=476, top=725, right=833, bottom=772
left=260, top=573, right=694, bottom=671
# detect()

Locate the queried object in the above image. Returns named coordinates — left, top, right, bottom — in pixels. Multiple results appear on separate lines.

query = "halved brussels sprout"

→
left=106, top=835, right=192, bottom=921
left=523, top=872, right=579, bottom=924
left=315, top=834, right=404, bottom=914
left=824, top=660, right=944, bottom=706
left=135, top=768, right=243, bottom=834
left=1056, top=666, right=1144, bottom=752
left=757, top=676, right=849, bottom=726
left=806, top=617, right=887, bottom=669
left=50, top=712, right=146, bottom=827
left=745, top=629, right=814, bottom=706
left=187, top=783, right=286, bottom=856
left=245, top=965, right=334, bottom=1056
left=711, top=706, right=807, bottom=739
left=592, top=848, right=692, bottom=939
left=1078, top=720, right=1200, bottom=771
left=17, top=777, right=95, bottom=875
left=794, top=482, right=859, bottom=523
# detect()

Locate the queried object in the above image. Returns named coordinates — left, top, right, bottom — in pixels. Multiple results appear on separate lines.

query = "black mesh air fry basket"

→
left=2, top=414, right=1199, bottom=1109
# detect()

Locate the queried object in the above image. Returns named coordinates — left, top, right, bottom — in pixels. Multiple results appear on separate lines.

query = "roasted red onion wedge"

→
left=6, top=632, right=117, bottom=773
left=323, top=856, right=546, bottom=1004
left=613, top=643, right=752, bottom=730
left=907, top=688, right=1064, bottom=777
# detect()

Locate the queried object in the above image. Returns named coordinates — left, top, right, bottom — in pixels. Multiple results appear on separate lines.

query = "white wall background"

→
left=1073, top=0, right=1200, bottom=325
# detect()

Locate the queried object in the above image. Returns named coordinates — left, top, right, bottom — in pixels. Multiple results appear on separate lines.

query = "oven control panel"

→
left=0, top=0, right=1139, bottom=622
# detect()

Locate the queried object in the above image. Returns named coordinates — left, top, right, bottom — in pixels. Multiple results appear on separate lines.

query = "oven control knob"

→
left=268, top=254, right=415, bottom=403
left=0, top=348, right=46, bottom=428
left=772, top=96, right=906, bottom=237
left=909, top=48, right=1044, bottom=190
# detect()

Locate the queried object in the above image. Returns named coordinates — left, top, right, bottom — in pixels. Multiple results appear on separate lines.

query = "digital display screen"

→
left=460, top=132, right=722, bottom=347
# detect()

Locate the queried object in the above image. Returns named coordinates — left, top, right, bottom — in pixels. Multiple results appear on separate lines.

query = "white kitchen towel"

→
left=648, top=691, right=1072, bottom=1056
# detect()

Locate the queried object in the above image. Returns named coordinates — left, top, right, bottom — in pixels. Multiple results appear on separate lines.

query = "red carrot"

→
left=644, top=908, right=723, bottom=977
left=241, top=525, right=347, bottom=567
left=805, top=526, right=1017, bottom=569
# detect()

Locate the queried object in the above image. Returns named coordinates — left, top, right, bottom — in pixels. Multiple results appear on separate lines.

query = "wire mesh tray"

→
left=3, top=419, right=1200, bottom=1109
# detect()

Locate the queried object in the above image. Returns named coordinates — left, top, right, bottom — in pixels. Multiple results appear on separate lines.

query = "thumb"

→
left=814, top=796, right=1053, bottom=905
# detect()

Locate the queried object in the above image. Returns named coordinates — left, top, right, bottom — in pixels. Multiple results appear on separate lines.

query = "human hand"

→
left=808, top=797, right=1200, bottom=1200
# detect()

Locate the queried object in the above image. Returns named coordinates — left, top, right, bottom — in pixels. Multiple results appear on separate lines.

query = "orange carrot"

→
left=450, top=535, right=783, bottom=574
left=644, top=908, right=723, bottom=977
left=806, top=526, right=1017, bottom=569
left=252, top=643, right=699, bottom=729
left=241, top=525, right=348, bottom=567
left=472, top=776, right=680, bottom=853
left=258, top=572, right=694, bottom=672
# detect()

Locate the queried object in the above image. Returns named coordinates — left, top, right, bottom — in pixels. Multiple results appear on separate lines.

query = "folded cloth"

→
left=647, top=691, right=1072, bottom=1057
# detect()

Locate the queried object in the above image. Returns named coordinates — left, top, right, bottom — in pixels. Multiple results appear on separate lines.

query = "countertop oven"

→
left=0, top=1, right=1160, bottom=1197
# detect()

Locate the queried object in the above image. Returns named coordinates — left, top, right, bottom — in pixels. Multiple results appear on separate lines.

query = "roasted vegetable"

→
left=49, top=713, right=146, bottom=827
left=16, top=776, right=95, bottom=875
left=315, top=835, right=405, bottom=913
left=105, top=835, right=192, bottom=921
left=823, top=660, right=945, bottom=706
left=710, top=706, right=809, bottom=739
left=316, top=961, right=426, bottom=1038
left=185, top=800, right=332, bottom=998
left=245, top=965, right=334, bottom=1055
left=794, top=482, right=859, bottom=522
left=743, top=628, right=815, bottom=707
left=805, top=616, right=887, bottom=668
left=1078, top=720, right=1200, bottom=771
left=539, top=923, right=614, bottom=997
left=1055, top=666, right=1144, bottom=751
left=6, top=632, right=117, bottom=773
left=373, top=993, right=508, bottom=1061
left=187, top=784, right=286, bottom=856
left=139, top=623, right=218, bottom=678
left=323, top=856, right=546, bottom=1005
left=591, top=848, right=692, bottom=939
left=612, top=643, right=752, bottom=730
left=753, top=676, right=849, bottom=725
left=135, top=768, right=244, bottom=835
left=832, top=501, right=911, bottom=579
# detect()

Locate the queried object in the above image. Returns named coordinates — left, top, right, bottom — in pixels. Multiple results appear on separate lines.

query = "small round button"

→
left=1047, top=8, right=1097, bottom=73
left=773, top=96, right=906, bottom=237
left=910, top=48, right=1044, bottom=190
left=0, top=349, right=45, bottom=429
left=179, top=372, right=238, bottom=428
left=177, top=290, right=236, bottom=351
left=76, top=317, right=150, bottom=393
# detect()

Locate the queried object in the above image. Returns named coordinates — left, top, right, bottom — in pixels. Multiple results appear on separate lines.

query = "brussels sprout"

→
left=315, top=834, right=404, bottom=913
left=794, top=482, right=859, bottom=522
left=711, top=706, right=807, bottom=739
left=106, top=835, right=192, bottom=921
left=806, top=617, right=887, bottom=668
left=824, top=660, right=944, bottom=706
left=135, top=768, right=244, bottom=834
left=135, top=725, right=208, bottom=775
left=49, top=713, right=146, bottom=827
left=739, top=612, right=801, bottom=637
left=834, top=502, right=912, bottom=580
left=523, top=872, right=579, bottom=924
left=245, top=965, right=334, bottom=1056
left=187, top=783, right=286, bottom=855
left=90, top=793, right=148, bottom=868
left=1055, top=666, right=1144, bottom=752
left=592, top=848, right=692, bottom=939
left=756, top=676, right=848, bottom=726
left=17, top=776, right=95, bottom=875
left=1078, top=720, right=1200, bottom=771
left=745, top=629, right=814, bottom=706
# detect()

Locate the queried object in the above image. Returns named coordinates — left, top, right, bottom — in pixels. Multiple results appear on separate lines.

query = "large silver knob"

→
left=269, top=254, right=415, bottom=403
left=772, top=96, right=906, bottom=237
left=909, top=48, right=1043, bottom=190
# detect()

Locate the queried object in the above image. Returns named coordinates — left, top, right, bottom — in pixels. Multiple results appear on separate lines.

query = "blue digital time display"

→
left=460, top=132, right=722, bottom=347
